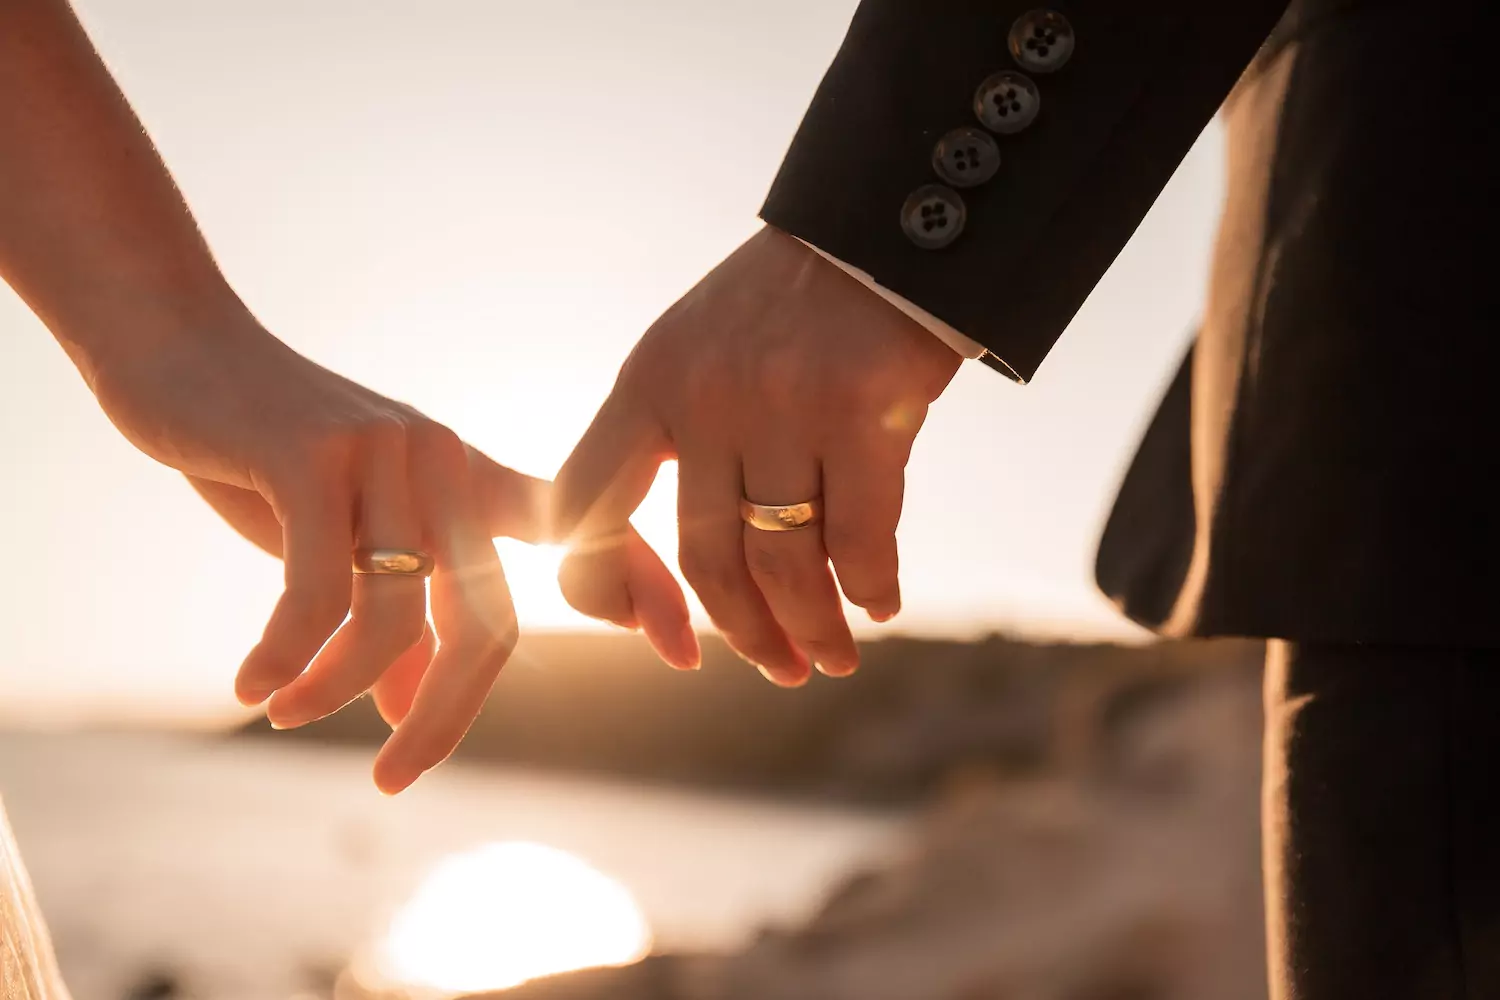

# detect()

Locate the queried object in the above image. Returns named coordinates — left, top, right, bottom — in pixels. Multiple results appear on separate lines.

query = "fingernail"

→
left=672, top=626, right=702, bottom=670
left=263, top=693, right=303, bottom=730
left=377, top=776, right=412, bottom=797
left=373, top=760, right=416, bottom=796
left=649, top=624, right=700, bottom=671
left=756, top=663, right=808, bottom=688
left=815, top=659, right=859, bottom=678
left=867, top=606, right=899, bottom=623
left=238, top=685, right=272, bottom=707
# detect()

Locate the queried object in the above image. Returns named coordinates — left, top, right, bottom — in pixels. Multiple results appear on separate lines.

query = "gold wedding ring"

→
left=740, top=497, right=824, bottom=532
left=353, top=548, right=436, bottom=577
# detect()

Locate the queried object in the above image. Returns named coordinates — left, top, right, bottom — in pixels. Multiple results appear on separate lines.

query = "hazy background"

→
left=0, top=0, right=1225, bottom=726
left=0, top=4, right=1265, bottom=1000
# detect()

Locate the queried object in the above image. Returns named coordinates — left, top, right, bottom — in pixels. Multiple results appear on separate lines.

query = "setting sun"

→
left=373, top=841, right=652, bottom=994
left=496, top=461, right=682, bottom=630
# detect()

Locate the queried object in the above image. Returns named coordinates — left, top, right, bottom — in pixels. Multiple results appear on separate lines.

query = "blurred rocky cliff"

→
left=245, top=633, right=1263, bottom=808
left=309, top=634, right=1268, bottom=1000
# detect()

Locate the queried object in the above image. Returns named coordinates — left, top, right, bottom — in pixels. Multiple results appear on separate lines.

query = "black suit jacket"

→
left=761, top=0, right=1495, bottom=646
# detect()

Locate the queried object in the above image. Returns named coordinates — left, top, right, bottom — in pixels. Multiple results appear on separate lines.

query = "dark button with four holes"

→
left=900, top=184, right=966, bottom=250
left=901, top=8, right=1076, bottom=248
left=1009, top=9, right=1074, bottom=73
left=931, top=127, right=1001, bottom=188
left=974, top=71, right=1041, bottom=134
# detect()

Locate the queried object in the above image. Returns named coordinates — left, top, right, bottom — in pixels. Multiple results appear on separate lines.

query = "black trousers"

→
left=1264, top=641, right=1500, bottom=998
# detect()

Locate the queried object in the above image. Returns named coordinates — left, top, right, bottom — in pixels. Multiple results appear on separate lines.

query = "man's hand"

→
left=553, top=226, right=962, bottom=686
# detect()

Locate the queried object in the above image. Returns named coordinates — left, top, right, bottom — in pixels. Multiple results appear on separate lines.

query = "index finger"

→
left=466, top=445, right=552, bottom=543
left=551, top=384, right=671, bottom=549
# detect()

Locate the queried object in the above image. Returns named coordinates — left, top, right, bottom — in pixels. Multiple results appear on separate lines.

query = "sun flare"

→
left=376, top=841, right=652, bottom=994
left=495, top=540, right=603, bottom=630
left=493, top=462, right=683, bottom=631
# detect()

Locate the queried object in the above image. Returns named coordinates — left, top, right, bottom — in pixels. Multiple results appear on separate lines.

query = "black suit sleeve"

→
left=759, top=1, right=1289, bottom=383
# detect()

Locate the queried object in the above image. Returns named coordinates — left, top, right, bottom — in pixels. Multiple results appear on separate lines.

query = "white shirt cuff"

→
left=796, top=239, right=989, bottom=360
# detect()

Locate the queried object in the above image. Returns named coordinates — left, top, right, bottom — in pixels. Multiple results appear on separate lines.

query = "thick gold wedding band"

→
left=740, top=498, right=824, bottom=532
left=353, top=548, right=436, bottom=577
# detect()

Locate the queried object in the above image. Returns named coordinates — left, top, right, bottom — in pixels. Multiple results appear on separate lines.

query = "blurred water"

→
left=0, top=731, right=904, bottom=1000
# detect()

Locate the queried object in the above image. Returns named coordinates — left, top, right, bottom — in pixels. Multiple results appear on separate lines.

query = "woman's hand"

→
left=88, top=313, right=548, bottom=794
left=0, top=0, right=695, bottom=792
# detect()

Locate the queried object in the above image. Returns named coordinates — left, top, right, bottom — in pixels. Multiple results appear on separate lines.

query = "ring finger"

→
left=740, top=444, right=858, bottom=677
left=373, top=428, right=519, bottom=794
left=677, top=443, right=807, bottom=685
left=266, top=431, right=429, bottom=728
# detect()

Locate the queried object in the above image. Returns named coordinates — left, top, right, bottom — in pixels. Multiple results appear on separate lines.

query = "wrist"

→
left=772, top=225, right=987, bottom=361
left=51, top=277, right=262, bottom=388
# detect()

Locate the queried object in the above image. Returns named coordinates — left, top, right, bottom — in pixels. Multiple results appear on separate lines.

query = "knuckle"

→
left=826, top=530, right=899, bottom=580
left=360, top=412, right=414, bottom=454
left=487, top=622, right=520, bottom=663
left=306, top=594, right=352, bottom=632
left=365, top=611, right=427, bottom=652
left=455, top=616, right=520, bottom=667
left=619, top=323, right=669, bottom=377
left=408, top=420, right=468, bottom=472
left=820, top=522, right=870, bottom=561
left=283, top=428, right=356, bottom=481
left=616, top=327, right=681, bottom=405
left=284, top=592, right=350, bottom=641
left=678, top=545, right=744, bottom=601
left=743, top=541, right=808, bottom=591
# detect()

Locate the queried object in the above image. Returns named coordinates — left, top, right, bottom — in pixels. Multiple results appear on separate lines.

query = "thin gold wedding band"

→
left=740, top=498, right=823, bottom=532
left=353, top=548, right=436, bottom=577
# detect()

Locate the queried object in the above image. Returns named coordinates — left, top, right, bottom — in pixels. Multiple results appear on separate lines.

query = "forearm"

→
left=762, top=0, right=1290, bottom=383
left=0, top=0, right=245, bottom=378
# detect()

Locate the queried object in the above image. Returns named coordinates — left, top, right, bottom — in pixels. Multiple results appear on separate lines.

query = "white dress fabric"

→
left=0, top=800, right=69, bottom=1000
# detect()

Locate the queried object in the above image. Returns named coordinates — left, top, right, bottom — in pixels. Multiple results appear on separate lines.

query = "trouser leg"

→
left=1263, top=640, right=1500, bottom=999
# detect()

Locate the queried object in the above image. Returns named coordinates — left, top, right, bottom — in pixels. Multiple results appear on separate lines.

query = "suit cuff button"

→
left=932, top=127, right=1001, bottom=188
left=900, top=184, right=966, bottom=250
left=975, top=71, right=1041, bottom=134
left=1009, top=9, right=1075, bottom=73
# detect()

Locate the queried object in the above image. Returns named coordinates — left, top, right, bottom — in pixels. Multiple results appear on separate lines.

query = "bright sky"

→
left=0, top=0, right=1225, bottom=725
